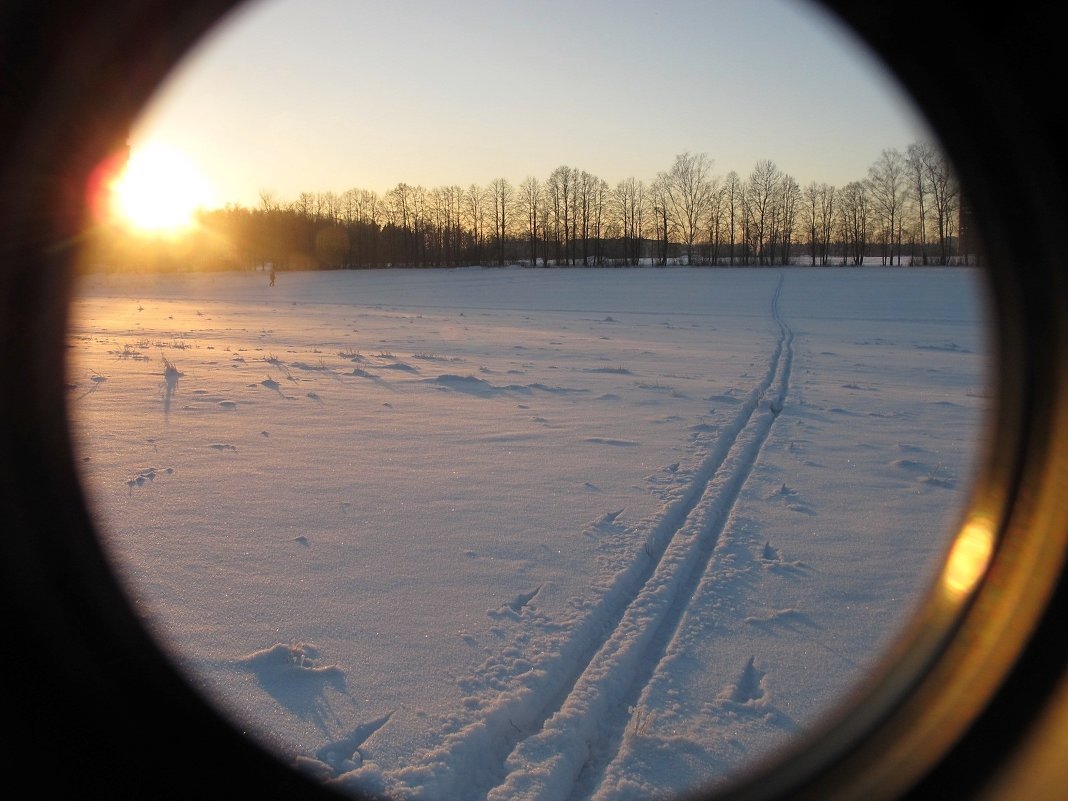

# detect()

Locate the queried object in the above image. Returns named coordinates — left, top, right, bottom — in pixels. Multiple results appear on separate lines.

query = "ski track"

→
left=350, top=275, right=793, bottom=801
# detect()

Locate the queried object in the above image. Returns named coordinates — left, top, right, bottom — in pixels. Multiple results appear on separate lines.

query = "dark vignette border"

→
left=1, top=2, right=1064, bottom=800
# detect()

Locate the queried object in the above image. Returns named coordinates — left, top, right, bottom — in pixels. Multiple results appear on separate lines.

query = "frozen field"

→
left=67, top=265, right=989, bottom=801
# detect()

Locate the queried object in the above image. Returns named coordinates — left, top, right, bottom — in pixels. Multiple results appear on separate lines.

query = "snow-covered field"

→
left=67, top=265, right=989, bottom=801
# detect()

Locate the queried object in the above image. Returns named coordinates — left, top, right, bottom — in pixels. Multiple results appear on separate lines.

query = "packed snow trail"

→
left=581, top=278, right=794, bottom=801
left=340, top=275, right=793, bottom=801
left=482, top=275, right=793, bottom=801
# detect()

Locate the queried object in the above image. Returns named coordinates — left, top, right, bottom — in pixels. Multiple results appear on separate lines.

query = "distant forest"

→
left=84, top=141, right=970, bottom=273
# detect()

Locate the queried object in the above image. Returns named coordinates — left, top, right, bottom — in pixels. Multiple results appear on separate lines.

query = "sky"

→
left=130, top=0, right=933, bottom=210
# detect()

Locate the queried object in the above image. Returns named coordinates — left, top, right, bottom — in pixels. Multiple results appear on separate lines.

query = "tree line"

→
left=85, top=141, right=964, bottom=273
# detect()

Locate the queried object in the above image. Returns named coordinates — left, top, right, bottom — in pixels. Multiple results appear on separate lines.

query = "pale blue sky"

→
left=131, top=0, right=933, bottom=209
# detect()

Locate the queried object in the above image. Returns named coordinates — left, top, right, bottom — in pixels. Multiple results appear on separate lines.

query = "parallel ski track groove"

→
left=570, top=275, right=794, bottom=801
left=480, top=274, right=794, bottom=801
left=382, top=275, right=792, bottom=801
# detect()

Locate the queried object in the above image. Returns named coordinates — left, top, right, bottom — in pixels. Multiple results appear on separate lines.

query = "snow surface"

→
left=67, top=265, right=989, bottom=801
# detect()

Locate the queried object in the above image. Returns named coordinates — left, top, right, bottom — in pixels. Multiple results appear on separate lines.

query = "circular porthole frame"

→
left=1, top=2, right=1065, bottom=800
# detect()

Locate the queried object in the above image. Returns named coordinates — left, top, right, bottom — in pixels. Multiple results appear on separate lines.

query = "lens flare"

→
left=943, top=518, right=996, bottom=598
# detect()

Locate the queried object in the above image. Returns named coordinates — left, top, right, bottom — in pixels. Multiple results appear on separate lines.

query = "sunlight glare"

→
left=110, top=142, right=215, bottom=234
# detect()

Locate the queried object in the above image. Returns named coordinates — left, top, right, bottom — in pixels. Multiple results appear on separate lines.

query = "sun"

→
left=108, top=142, right=216, bottom=234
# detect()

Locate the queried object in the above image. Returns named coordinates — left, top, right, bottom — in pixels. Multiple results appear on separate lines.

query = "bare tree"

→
left=518, top=176, right=542, bottom=266
left=543, top=170, right=563, bottom=265
left=339, top=187, right=382, bottom=267
left=340, top=188, right=360, bottom=226
left=385, top=183, right=411, bottom=231
left=705, top=177, right=724, bottom=264
left=867, top=147, right=907, bottom=264
left=650, top=176, right=671, bottom=265
left=255, top=190, right=285, bottom=270
left=259, top=189, right=279, bottom=214
left=589, top=175, right=609, bottom=265
left=464, top=183, right=488, bottom=265
left=746, top=160, right=780, bottom=265
left=293, top=191, right=316, bottom=220
left=801, top=182, right=820, bottom=266
left=560, top=166, right=582, bottom=265
left=538, top=202, right=552, bottom=267
left=385, top=183, right=432, bottom=265
left=924, top=148, right=960, bottom=264
left=576, top=169, right=599, bottom=265
left=362, top=189, right=383, bottom=227
left=489, top=177, right=515, bottom=265
left=778, top=174, right=801, bottom=265
left=905, top=141, right=936, bottom=264
left=319, top=191, right=341, bottom=225
left=181, top=136, right=958, bottom=275
left=613, top=177, right=647, bottom=265
left=839, top=180, right=869, bottom=265
left=817, top=183, right=836, bottom=265
left=545, top=166, right=575, bottom=265
left=802, top=182, right=837, bottom=265
left=723, top=171, right=742, bottom=264
left=410, top=184, right=430, bottom=266
left=659, top=152, right=714, bottom=265
left=441, top=185, right=464, bottom=266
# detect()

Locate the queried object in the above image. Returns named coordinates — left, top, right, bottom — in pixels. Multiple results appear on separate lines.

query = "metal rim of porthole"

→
left=0, top=2, right=1065, bottom=800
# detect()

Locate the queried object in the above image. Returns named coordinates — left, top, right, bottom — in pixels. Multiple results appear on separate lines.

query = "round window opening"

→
left=66, top=2, right=993, bottom=800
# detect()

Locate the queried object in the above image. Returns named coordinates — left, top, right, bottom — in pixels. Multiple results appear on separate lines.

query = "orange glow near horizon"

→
left=101, top=142, right=216, bottom=235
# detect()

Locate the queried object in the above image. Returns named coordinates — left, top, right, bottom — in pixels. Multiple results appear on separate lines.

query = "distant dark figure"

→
left=269, top=265, right=276, bottom=287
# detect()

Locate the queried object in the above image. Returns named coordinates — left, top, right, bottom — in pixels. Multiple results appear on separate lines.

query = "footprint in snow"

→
left=744, top=608, right=817, bottom=631
left=897, top=443, right=926, bottom=453
left=312, top=712, right=395, bottom=775
left=718, top=657, right=798, bottom=730
left=583, top=509, right=625, bottom=536
left=584, top=437, right=639, bottom=447
left=488, top=586, right=542, bottom=619
left=235, top=642, right=346, bottom=707
left=125, top=466, right=174, bottom=489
